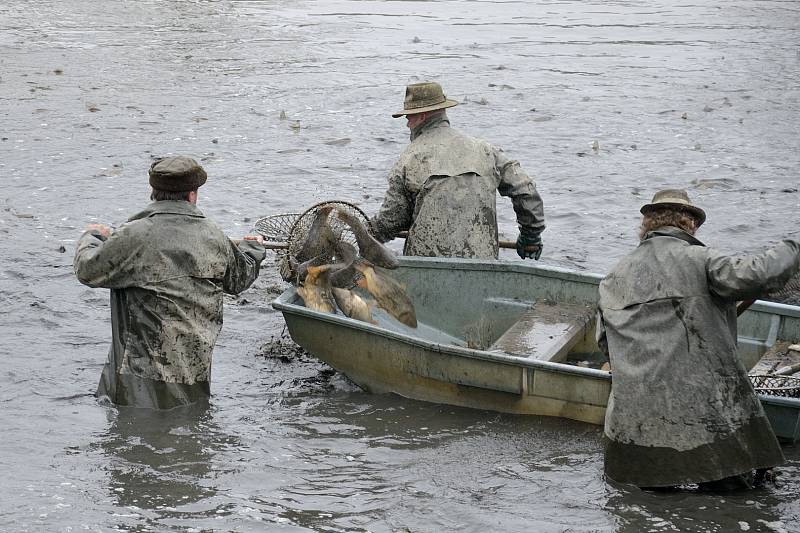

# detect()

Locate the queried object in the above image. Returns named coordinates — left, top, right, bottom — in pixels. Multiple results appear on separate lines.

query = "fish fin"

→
left=296, top=286, right=308, bottom=305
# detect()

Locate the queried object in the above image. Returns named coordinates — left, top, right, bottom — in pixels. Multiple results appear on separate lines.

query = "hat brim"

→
left=392, top=99, right=458, bottom=118
left=640, top=202, right=706, bottom=227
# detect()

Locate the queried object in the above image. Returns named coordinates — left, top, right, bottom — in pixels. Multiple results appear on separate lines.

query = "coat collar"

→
left=128, top=201, right=206, bottom=222
left=410, top=114, right=450, bottom=141
left=642, top=226, right=705, bottom=247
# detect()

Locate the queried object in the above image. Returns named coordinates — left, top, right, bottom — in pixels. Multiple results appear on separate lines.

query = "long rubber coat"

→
left=74, top=201, right=266, bottom=409
left=597, top=226, right=800, bottom=487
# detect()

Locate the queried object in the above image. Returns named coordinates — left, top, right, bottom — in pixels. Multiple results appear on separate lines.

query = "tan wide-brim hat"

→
left=392, top=82, right=459, bottom=118
left=640, top=188, right=706, bottom=227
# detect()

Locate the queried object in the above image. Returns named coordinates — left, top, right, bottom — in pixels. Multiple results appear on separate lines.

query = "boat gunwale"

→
left=395, top=257, right=800, bottom=318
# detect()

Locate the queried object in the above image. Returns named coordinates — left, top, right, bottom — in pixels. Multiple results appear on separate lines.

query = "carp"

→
left=296, top=264, right=338, bottom=313
left=336, top=209, right=399, bottom=270
left=334, top=240, right=357, bottom=265
left=329, top=241, right=358, bottom=288
left=332, top=287, right=376, bottom=324
left=353, top=262, right=417, bottom=328
left=289, top=253, right=329, bottom=284
left=296, top=205, right=337, bottom=262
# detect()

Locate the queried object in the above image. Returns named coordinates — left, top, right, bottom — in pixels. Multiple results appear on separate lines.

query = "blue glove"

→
left=516, top=233, right=542, bottom=260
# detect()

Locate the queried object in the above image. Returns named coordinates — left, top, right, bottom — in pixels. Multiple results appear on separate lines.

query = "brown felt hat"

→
left=392, top=82, right=458, bottom=118
left=149, top=156, right=207, bottom=192
left=640, top=189, right=706, bottom=227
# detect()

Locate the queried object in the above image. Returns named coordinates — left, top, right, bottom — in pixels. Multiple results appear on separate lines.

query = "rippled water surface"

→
left=2, top=1, right=799, bottom=531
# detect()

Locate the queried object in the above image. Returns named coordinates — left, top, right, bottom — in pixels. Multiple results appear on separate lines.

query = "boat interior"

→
left=384, top=258, right=800, bottom=373
left=365, top=259, right=611, bottom=368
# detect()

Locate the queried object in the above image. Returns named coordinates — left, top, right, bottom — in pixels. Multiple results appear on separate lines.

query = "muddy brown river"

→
left=1, top=1, right=799, bottom=531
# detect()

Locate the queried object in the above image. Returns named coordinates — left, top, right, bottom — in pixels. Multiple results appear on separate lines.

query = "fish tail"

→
left=335, top=208, right=354, bottom=224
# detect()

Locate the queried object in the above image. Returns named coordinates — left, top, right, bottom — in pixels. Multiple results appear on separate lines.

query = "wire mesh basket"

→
left=749, top=374, right=800, bottom=398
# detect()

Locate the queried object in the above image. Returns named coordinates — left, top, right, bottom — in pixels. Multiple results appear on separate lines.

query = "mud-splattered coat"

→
left=74, top=201, right=266, bottom=409
left=597, top=226, right=800, bottom=487
left=369, top=116, right=544, bottom=258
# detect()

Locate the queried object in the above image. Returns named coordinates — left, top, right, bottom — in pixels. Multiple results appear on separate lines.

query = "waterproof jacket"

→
left=74, top=201, right=266, bottom=409
left=368, top=116, right=544, bottom=258
left=597, top=226, right=800, bottom=487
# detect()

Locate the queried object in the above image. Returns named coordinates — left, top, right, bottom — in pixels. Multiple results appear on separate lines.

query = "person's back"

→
left=395, top=119, right=498, bottom=189
left=393, top=118, right=506, bottom=257
left=74, top=157, right=265, bottom=409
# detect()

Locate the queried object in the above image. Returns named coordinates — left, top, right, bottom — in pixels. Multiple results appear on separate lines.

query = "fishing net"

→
left=252, top=212, right=300, bottom=243
left=749, top=374, right=800, bottom=398
left=285, top=200, right=368, bottom=259
left=253, top=201, right=370, bottom=284
left=768, top=273, right=800, bottom=306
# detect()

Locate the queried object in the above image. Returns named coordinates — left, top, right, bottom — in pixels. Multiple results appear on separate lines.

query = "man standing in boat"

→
left=368, top=81, right=545, bottom=260
left=74, top=156, right=266, bottom=409
left=596, top=189, right=800, bottom=490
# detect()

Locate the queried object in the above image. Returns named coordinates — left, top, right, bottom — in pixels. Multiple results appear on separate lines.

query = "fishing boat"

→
left=272, top=257, right=800, bottom=442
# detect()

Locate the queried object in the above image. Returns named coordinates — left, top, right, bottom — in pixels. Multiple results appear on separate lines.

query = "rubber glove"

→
left=516, top=232, right=542, bottom=260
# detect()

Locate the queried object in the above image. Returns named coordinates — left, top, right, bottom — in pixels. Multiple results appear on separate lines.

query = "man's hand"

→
left=516, top=233, right=542, bottom=260
left=242, top=234, right=265, bottom=245
left=85, top=224, right=111, bottom=239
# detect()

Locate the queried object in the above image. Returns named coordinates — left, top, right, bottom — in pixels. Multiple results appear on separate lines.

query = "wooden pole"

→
left=737, top=299, right=756, bottom=316
left=394, top=231, right=538, bottom=252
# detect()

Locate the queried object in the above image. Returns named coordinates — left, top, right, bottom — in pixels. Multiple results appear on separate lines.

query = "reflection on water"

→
left=98, top=402, right=224, bottom=526
left=605, top=481, right=794, bottom=533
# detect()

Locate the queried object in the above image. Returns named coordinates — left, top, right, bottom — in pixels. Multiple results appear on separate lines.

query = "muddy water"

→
left=2, top=1, right=799, bottom=531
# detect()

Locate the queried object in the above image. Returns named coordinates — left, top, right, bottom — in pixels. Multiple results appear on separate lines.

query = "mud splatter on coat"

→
left=597, top=226, right=800, bottom=487
left=74, top=201, right=266, bottom=409
left=369, top=115, right=544, bottom=258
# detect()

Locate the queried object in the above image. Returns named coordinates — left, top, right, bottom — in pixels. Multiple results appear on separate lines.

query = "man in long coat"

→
left=368, top=82, right=545, bottom=260
left=597, top=189, right=799, bottom=489
left=74, top=156, right=266, bottom=409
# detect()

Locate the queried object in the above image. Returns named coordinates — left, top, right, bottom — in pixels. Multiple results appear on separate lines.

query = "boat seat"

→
left=488, top=299, right=595, bottom=362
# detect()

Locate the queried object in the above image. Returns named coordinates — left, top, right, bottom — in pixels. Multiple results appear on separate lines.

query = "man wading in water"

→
left=368, top=81, right=546, bottom=260
left=596, top=189, right=800, bottom=490
left=74, top=156, right=266, bottom=409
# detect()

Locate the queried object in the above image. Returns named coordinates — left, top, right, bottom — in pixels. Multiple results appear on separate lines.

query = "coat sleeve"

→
left=368, top=160, right=414, bottom=243
left=222, top=239, right=266, bottom=295
left=73, top=227, right=146, bottom=289
left=706, top=240, right=800, bottom=301
left=493, top=146, right=545, bottom=237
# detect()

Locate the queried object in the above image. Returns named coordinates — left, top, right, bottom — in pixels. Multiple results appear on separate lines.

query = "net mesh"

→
left=768, top=273, right=800, bottom=306
left=253, top=213, right=300, bottom=243
left=749, top=374, right=800, bottom=398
